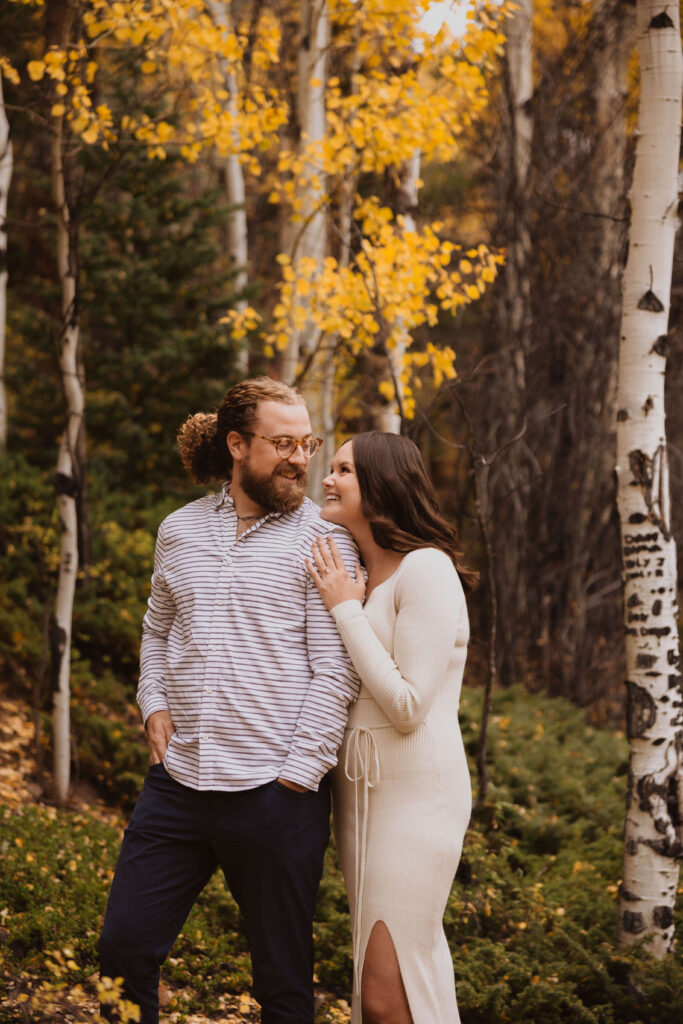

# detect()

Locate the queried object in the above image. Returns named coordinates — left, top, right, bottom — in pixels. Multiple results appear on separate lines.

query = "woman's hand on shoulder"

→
left=306, top=535, right=365, bottom=611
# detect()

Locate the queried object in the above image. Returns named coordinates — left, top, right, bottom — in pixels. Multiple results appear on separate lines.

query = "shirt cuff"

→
left=278, top=754, right=322, bottom=791
left=138, top=692, right=170, bottom=726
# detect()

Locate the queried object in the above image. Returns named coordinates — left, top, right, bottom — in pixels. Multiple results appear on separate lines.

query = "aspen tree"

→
left=283, top=0, right=330, bottom=502
left=206, top=0, right=249, bottom=376
left=0, top=70, right=12, bottom=452
left=48, top=0, right=84, bottom=806
left=490, top=0, right=533, bottom=685
left=616, top=0, right=683, bottom=955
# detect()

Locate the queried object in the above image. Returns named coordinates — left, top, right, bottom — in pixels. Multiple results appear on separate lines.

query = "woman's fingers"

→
left=305, top=558, right=321, bottom=583
left=327, top=536, right=345, bottom=572
left=311, top=543, right=327, bottom=575
left=313, top=536, right=335, bottom=573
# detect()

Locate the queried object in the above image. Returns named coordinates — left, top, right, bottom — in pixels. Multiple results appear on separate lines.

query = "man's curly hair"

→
left=177, top=377, right=305, bottom=484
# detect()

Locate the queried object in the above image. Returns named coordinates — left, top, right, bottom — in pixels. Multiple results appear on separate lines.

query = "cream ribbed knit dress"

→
left=330, top=546, right=471, bottom=1024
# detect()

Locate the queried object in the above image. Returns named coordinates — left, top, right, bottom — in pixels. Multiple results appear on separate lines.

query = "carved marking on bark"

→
left=635, top=653, right=657, bottom=668
left=649, top=13, right=675, bottom=29
left=627, top=681, right=656, bottom=737
left=627, top=593, right=643, bottom=607
left=617, top=409, right=630, bottom=422
left=627, top=447, right=671, bottom=540
left=628, top=512, right=648, bottom=524
left=637, top=289, right=665, bottom=312
left=642, top=395, right=654, bottom=416
left=652, top=600, right=662, bottom=615
left=619, top=886, right=638, bottom=902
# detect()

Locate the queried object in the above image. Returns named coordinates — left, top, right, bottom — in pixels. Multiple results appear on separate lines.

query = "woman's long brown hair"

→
left=351, top=432, right=478, bottom=592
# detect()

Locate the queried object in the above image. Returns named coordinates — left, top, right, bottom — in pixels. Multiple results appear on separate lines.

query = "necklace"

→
left=235, top=510, right=265, bottom=522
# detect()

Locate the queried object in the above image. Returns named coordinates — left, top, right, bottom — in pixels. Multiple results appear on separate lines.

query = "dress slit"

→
left=359, top=918, right=415, bottom=1024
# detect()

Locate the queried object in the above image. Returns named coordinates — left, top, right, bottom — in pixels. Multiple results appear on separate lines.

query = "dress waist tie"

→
left=344, top=726, right=381, bottom=996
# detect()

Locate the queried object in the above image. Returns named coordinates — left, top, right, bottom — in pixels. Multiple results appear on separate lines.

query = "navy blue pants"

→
left=99, top=764, right=330, bottom=1024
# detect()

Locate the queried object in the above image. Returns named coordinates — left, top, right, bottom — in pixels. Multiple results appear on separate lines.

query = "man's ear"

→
left=227, top=430, right=247, bottom=463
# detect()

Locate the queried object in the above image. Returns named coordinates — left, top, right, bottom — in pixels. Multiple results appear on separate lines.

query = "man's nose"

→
left=287, top=443, right=308, bottom=466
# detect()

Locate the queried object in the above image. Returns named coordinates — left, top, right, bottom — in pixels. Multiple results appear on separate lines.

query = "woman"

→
left=306, top=432, right=476, bottom=1024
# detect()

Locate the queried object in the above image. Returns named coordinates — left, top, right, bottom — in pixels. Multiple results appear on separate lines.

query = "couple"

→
left=99, top=376, right=474, bottom=1024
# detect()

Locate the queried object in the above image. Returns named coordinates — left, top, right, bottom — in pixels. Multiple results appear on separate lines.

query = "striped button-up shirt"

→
left=137, top=483, right=360, bottom=791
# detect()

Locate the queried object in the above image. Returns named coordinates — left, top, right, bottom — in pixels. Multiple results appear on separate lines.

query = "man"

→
left=99, top=377, right=360, bottom=1024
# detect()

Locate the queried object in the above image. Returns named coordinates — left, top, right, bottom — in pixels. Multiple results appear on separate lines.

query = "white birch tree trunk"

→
left=206, top=0, right=249, bottom=376
left=283, top=0, right=329, bottom=503
left=377, top=150, right=419, bottom=435
left=502, top=0, right=533, bottom=382
left=50, top=0, right=84, bottom=803
left=616, top=0, right=683, bottom=956
left=0, top=74, right=12, bottom=452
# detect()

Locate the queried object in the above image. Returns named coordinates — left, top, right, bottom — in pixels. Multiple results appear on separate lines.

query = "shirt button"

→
left=224, top=556, right=233, bottom=565
left=206, top=687, right=214, bottom=695
left=210, top=644, right=217, bottom=651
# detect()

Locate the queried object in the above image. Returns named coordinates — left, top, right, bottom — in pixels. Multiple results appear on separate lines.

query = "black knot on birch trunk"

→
left=49, top=620, right=67, bottom=692
left=622, top=910, right=646, bottom=934
left=627, top=681, right=656, bottom=737
left=652, top=905, right=674, bottom=929
left=649, top=13, right=675, bottom=29
left=637, top=289, right=665, bottom=312
left=54, top=471, right=78, bottom=497
left=652, top=334, right=671, bottom=357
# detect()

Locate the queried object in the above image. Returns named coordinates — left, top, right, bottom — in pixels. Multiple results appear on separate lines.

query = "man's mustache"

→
left=275, top=465, right=307, bottom=482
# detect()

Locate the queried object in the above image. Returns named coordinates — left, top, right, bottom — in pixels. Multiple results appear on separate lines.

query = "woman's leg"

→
left=361, top=921, right=413, bottom=1024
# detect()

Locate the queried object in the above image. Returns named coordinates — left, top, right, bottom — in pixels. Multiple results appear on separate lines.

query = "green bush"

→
left=2, top=680, right=683, bottom=1022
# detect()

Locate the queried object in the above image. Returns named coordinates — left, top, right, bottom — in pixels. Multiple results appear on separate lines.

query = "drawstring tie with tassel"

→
left=344, top=727, right=381, bottom=996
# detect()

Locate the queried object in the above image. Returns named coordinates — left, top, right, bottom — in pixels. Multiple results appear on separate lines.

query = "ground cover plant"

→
left=2, top=683, right=683, bottom=1023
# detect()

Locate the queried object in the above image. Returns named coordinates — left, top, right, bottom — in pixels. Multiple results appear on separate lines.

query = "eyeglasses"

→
left=244, top=433, right=324, bottom=459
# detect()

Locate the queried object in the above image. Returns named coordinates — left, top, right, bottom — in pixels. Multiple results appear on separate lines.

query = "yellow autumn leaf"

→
left=51, top=103, right=66, bottom=117
left=27, top=60, right=46, bottom=81
left=81, top=124, right=99, bottom=144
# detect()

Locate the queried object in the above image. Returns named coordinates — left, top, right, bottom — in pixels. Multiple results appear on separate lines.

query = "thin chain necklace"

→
left=235, top=510, right=265, bottom=522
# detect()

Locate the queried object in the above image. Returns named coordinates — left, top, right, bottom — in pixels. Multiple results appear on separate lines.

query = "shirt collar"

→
left=214, top=481, right=233, bottom=512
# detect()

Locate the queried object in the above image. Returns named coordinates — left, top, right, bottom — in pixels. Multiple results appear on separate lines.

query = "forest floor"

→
left=0, top=682, right=351, bottom=1024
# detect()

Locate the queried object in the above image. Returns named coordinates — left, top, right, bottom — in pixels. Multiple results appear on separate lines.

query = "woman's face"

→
left=320, top=440, right=364, bottom=533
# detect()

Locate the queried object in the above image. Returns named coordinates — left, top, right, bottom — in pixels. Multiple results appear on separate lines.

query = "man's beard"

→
left=240, top=455, right=307, bottom=514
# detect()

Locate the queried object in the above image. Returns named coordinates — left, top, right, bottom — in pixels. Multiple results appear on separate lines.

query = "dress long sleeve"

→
left=330, top=547, right=466, bottom=733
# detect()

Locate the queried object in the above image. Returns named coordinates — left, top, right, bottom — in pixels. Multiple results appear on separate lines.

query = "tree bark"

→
left=488, top=0, right=533, bottom=686
left=283, top=0, right=329, bottom=503
left=49, top=0, right=83, bottom=806
left=206, top=0, right=250, bottom=376
left=0, top=73, right=12, bottom=452
left=616, top=0, right=683, bottom=956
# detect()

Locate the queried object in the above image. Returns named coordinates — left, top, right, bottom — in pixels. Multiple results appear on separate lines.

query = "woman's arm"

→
left=309, top=543, right=465, bottom=732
